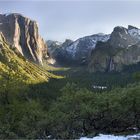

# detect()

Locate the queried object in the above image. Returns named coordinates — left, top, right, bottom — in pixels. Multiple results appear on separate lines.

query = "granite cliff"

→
left=0, top=13, right=48, bottom=65
left=89, top=26, right=140, bottom=72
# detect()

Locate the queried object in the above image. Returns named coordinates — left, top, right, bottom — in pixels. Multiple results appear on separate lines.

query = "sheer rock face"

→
left=88, top=26, right=140, bottom=72
left=0, top=32, right=52, bottom=82
left=0, top=13, right=48, bottom=64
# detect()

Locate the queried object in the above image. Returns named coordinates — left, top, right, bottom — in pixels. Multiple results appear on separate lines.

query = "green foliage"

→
left=0, top=100, right=47, bottom=139
left=45, top=83, right=140, bottom=138
left=133, top=72, right=140, bottom=81
left=0, top=66, right=47, bottom=138
left=0, top=61, right=140, bottom=139
left=0, top=35, right=140, bottom=138
left=0, top=66, right=140, bottom=139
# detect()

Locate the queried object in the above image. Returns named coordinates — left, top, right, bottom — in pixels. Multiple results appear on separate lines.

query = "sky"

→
left=1, top=0, right=140, bottom=42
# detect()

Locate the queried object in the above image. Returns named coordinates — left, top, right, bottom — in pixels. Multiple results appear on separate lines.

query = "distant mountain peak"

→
left=113, top=26, right=127, bottom=33
left=47, top=40, right=62, bottom=46
left=89, top=25, right=140, bottom=72
left=47, top=33, right=110, bottom=65
left=128, top=25, right=140, bottom=40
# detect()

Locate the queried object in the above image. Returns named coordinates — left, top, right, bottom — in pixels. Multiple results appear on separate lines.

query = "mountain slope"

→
left=0, top=32, right=57, bottom=83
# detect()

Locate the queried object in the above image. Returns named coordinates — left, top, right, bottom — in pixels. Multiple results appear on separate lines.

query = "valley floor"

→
left=0, top=63, right=140, bottom=139
left=46, top=64, right=137, bottom=92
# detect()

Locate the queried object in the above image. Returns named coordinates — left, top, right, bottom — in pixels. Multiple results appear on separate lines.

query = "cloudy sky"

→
left=0, top=0, right=140, bottom=42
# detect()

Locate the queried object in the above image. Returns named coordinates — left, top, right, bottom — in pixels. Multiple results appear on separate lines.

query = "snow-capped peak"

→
left=128, top=26, right=140, bottom=40
left=64, top=33, right=110, bottom=58
left=47, top=40, right=62, bottom=47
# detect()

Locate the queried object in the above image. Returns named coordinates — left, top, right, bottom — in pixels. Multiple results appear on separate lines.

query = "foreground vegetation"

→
left=0, top=28, right=139, bottom=138
left=0, top=63, right=140, bottom=138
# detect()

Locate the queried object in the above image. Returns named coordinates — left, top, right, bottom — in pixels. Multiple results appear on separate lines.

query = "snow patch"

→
left=92, top=85, right=107, bottom=90
left=123, top=37, right=127, bottom=40
left=128, top=44, right=132, bottom=47
left=55, top=41, right=62, bottom=46
left=128, top=28, right=140, bottom=40
left=47, top=40, right=62, bottom=46
left=65, top=40, right=79, bottom=57
left=65, top=34, right=110, bottom=57
left=124, top=29, right=128, bottom=34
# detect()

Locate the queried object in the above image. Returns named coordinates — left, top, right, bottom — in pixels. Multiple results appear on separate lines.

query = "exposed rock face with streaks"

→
left=0, top=13, right=48, bottom=64
left=89, top=26, right=140, bottom=72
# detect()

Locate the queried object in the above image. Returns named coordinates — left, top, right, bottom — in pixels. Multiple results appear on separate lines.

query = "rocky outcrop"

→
left=89, top=26, right=140, bottom=72
left=47, top=39, right=74, bottom=65
left=47, top=40, right=62, bottom=57
left=0, top=13, right=48, bottom=65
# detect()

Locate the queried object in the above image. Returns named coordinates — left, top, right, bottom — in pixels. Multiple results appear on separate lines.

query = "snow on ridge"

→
left=65, top=34, right=110, bottom=57
left=124, top=29, right=128, bottom=34
left=65, top=40, right=79, bottom=57
left=47, top=40, right=62, bottom=47
left=90, top=34, right=110, bottom=42
left=80, top=133, right=140, bottom=140
left=117, top=26, right=125, bottom=29
left=128, top=28, right=140, bottom=40
left=55, top=41, right=62, bottom=46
